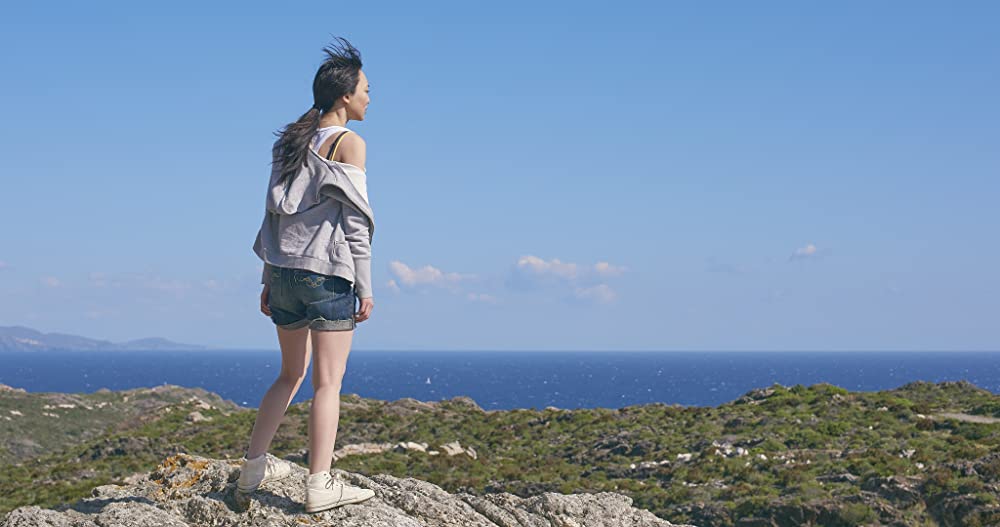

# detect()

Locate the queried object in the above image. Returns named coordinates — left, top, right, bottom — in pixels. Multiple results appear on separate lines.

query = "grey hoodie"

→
left=252, top=141, right=375, bottom=298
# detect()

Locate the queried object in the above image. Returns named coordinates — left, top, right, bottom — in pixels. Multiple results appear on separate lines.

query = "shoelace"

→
left=264, top=457, right=276, bottom=476
left=325, top=474, right=345, bottom=502
left=250, top=454, right=281, bottom=479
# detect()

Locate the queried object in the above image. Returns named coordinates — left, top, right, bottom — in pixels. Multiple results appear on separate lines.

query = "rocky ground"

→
left=1, top=453, right=696, bottom=527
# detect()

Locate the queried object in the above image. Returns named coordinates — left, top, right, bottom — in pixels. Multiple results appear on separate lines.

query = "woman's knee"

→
left=311, top=368, right=347, bottom=391
left=278, top=369, right=307, bottom=385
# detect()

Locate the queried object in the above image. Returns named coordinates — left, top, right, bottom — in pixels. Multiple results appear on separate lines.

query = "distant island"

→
left=1, top=380, right=998, bottom=525
left=0, top=325, right=208, bottom=352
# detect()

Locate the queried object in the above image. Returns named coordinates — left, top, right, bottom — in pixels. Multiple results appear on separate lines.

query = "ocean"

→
left=1, top=350, right=997, bottom=410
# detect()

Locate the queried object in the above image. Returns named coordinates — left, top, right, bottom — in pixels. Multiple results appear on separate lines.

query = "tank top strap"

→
left=325, top=130, right=352, bottom=161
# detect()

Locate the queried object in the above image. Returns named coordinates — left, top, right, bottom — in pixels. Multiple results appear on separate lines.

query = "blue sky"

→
left=0, top=1, right=996, bottom=351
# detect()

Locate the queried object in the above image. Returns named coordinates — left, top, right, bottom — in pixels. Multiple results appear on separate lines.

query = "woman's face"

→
left=346, top=69, right=370, bottom=121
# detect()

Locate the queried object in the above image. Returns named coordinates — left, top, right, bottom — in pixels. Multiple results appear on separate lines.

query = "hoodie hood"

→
left=265, top=145, right=374, bottom=242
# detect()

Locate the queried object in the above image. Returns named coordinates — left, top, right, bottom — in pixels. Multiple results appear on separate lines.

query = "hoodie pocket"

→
left=332, top=240, right=348, bottom=261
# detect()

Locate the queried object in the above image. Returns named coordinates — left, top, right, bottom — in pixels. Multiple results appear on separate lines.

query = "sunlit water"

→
left=2, top=350, right=997, bottom=410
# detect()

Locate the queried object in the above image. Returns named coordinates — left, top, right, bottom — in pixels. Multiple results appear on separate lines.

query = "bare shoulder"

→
left=338, top=131, right=367, bottom=171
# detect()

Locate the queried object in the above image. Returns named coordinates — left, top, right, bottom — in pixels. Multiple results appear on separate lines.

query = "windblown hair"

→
left=271, top=37, right=363, bottom=184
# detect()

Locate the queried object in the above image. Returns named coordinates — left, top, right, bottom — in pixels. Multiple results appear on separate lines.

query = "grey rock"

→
left=1, top=453, right=698, bottom=527
left=861, top=475, right=923, bottom=508
left=816, top=472, right=859, bottom=483
left=185, top=411, right=211, bottom=423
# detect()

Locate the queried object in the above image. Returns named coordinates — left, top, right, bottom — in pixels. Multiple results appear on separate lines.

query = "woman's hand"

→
left=260, top=284, right=272, bottom=317
left=355, top=296, right=374, bottom=323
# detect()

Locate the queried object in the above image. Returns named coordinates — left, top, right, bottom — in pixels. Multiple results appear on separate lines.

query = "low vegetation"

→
left=1, top=380, right=998, bottom=526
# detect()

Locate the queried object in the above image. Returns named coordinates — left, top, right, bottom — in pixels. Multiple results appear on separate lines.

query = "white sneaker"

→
left=236, top=452, right=294, bottom=493
left=305, top=471, right=375, bottom=513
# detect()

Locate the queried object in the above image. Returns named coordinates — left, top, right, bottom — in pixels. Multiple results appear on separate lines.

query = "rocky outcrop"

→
left=860, top=475, right=923, bottom=508
left=273, top=439, right=479, bottom=464
left=1, top=453, right=697, bottom=527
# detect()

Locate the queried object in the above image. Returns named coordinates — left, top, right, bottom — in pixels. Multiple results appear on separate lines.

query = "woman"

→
left=237, top=37, right=377, bottom=513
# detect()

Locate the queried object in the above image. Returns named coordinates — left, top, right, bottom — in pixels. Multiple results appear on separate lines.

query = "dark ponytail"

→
left=271, top=36, right=363, bottom=184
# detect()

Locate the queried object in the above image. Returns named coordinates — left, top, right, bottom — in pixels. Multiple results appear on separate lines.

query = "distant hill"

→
left=0, top=382, right=241, bottom=464
left=0, top=326, right=208, bottom=352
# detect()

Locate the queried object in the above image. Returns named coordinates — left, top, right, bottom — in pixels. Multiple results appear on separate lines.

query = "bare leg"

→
left=308, top=327, right=354, bottom=474
left=245, top=326, right=312, bottom=459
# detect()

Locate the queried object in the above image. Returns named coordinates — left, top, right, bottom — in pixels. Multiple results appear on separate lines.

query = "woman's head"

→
left=310, top=39, right=368, bottom=121
left=342, top=68, right=370, bottom=121
left=272, top=37, right=368, bottom=183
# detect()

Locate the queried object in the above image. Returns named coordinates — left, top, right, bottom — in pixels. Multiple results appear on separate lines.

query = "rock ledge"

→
left=1, top=453, right=696, bottom=527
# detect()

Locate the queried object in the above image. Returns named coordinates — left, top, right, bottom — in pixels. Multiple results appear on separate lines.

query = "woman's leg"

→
left=308, top=327, right=354, bottom=474
left=245, top=326, right=312, bottom=459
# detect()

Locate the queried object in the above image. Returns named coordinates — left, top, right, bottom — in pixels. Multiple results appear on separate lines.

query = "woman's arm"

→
left=342, top=203, right=372, bottom=299
left=337, top=133, right=372, bottom=299
left=261, top=262, right=273, bottom=286
left=337, top=132, right=366, bottom=172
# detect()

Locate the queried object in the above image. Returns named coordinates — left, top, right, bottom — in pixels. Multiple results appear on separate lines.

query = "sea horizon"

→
left=3, top=350, right=997, bottom=411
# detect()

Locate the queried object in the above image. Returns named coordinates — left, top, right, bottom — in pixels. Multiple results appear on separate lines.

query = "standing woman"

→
left=237, top=37, right=376, bottom=513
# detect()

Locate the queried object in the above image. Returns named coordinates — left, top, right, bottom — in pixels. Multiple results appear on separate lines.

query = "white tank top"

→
left=311, top=125, right=369, bottom=205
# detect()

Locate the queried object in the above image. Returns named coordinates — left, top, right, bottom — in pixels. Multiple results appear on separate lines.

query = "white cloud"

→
left=512, top=255, right=626, bottom=304
left=41, top=276, right=61, bottom=287
left=87, top=271, right=196, bottom=293
left=466, top=292, right=498, bottom=304
left=379, top=254, right=628, bottom=305
left=789, top=243, right=819, bottom=261
left=517, top=255, right=579, bottom=280
left=594, top=261, right=627, bottom=276
left=388, top=261, right=474, bottom=288
left=574, top=283, right=617, bottom=303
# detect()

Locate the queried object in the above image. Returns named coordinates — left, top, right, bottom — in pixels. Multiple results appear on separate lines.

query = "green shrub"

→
left=839, top=503, right=877, bottom=524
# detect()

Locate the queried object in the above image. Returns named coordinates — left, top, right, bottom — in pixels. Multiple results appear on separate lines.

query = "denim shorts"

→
left=267, top=265, right=356, bottom=331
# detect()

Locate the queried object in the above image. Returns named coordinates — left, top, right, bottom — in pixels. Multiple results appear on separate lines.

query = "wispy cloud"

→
left=516, top=255, right=579, bottom=280
left=387, top=261, right=476, bottom=295
left=466, top=292, right=498, bottom=304
left=384, top=255, right=627, bottom=305
left=594, top=261, right=627, bottom=276
left=573, top=283, right=617, bottom=303
left=789, top=243, right=824, bottom=261
left=87, top=271, right=193, bottom=294
left=511, top=254, right=626, bottom=304
left=41, top=276, right=61, bottom=287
